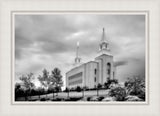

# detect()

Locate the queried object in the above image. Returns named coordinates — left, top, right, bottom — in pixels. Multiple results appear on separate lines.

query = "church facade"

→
left=66, top=28, right=116, bottom=89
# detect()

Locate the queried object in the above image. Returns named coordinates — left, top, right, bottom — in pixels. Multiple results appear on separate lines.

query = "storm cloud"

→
left=15, top=14, right=145, bottom=83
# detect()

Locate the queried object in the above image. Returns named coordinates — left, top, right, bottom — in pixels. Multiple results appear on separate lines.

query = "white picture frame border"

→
left=0, top=0, right=160, bottom=116
left=11, top=11, right=149, bottom=105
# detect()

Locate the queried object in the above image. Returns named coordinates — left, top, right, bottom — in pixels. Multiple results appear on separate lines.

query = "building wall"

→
left=66, top=65, right=85, bottom=88
left=95, top=59, right=102, bottom=84
left=66, top=61, right=98, bottom=89
left=113, top=66, right=117, bottom=80
left=84, top=62, right=98, bottom=88
left=66, top=54, right=115, bottom=89
left=95, top=54, right=114, bottom=85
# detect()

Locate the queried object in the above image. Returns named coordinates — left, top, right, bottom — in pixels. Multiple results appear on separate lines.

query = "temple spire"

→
left=98, top=28, right=112, bottom=56
left=76, top=41, right=79, bottom=58
left=74, top=41, right=81, bottom=65
left=101, top=28, right=105, bottom=42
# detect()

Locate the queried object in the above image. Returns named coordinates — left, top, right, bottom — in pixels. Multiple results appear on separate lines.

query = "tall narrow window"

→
left=113, top=72, right=115, bottom=79
left=107, top=63, right=111, bottom=79
left=94, top=77, right=96, bottom=82
left=94, top=69, right=97, bottom=75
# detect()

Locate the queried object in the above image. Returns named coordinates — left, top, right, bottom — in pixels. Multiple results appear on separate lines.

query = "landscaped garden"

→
left=15, top=69, right=145, bottom=102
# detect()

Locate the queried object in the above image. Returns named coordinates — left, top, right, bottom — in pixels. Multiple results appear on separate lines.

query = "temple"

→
left=66, top=28, right=116, bottom=89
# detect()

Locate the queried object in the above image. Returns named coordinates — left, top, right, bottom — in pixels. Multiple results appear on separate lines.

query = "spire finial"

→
left=102, top=28, right=105, bottom=42
left=76, top=41, right=79, bottom=58
left=75, top=41, right=81, bottom=64
left=77, top=41, right=79, bottom=47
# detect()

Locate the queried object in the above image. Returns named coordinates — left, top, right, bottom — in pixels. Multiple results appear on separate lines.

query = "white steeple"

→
left=98, top=28, right=112, bottom=56
left=101, top=28, right=107, bottom=42
left=74, top=41, right=81, bottom=66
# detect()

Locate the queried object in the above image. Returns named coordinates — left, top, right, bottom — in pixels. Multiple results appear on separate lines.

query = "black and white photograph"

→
left=14, top=14, right=146, bottom=102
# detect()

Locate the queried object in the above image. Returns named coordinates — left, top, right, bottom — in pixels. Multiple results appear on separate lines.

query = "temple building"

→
left=66, top=28, right=116, bottom=89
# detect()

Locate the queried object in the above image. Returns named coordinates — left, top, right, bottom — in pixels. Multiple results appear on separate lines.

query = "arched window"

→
left=94, top=69, right=97, bottom=75
left=107, top=63, right=111, bottom=76
left=94, top=77, right=96, bottom=82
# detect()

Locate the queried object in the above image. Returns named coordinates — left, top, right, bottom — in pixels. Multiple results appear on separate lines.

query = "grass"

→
left=16, top=89, right=110, bottom=101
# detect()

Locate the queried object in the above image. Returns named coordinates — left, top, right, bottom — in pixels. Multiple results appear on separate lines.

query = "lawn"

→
left=16, top=89, right=110, bottom=101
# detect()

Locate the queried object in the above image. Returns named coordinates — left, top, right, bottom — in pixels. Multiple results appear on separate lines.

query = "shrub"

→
left=15, top=83, right=26, bottom=100
left=40, top=98, right=46, bottom=101
left=83, top=86, right=89, bottom=91
left=87, top=97, right=91, bottom=101
left=70, top=97, right=82, bottom=101
left=125, top=77, right=145, bottom=100
left=104, top=78, right=118, bottom=89
left=64, top=87, right=70, bottom=92
left=97, top=83, right=102, bottom=89
left=75, top=86, right=82, bottom=92
left=70, top=87, right=75, bottom=91
left=108, top=87, right=126, bottom=101
left=48, top=86, right=55, bottom=93
left=104, top=82, right=110, bottom=89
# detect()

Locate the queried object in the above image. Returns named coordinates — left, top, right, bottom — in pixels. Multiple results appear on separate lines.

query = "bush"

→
left=70, top=97, right=82, bottom=101
left=97, top=83, right=102, bottom=89
left=64, top=87, right=70, bottom=92
left=15, top=83, right=25, bottom=98
left=48, top=86, right=55, bottom=93
left=70, top=87, right=75, bottom=91
left=40, top=98, right=47, bottom=101
left=83, top=86, right=89, bottom=91
left=125, top=77, right=145, bottom=100
left=108, top=87, right=126, bottom=101
left=76, top=86, right=82, bottom=92
left=104, top=78, right=118, bottom=89
left=89, top=88, right=97, bottom=91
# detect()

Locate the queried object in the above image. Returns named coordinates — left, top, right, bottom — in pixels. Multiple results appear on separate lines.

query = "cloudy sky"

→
left=15, top=14, right=145, bottom=86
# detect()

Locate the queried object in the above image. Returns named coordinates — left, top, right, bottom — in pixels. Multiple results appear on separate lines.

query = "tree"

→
left=51, top=68, right=63, bottom=96
left=15, top=83, right=21, bottom=100
left=19, top=73, right=35, bottom=100
left=48, top=71, right=56, bottom=98
left=38, top=69, right=50, bottom=98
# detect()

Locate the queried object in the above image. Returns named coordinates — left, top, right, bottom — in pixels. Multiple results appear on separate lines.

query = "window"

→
left=113, top=72, right=115, bottom=78
left=68, top=72, right=82, bottom=80
left=94, top=69, right=97, bottom=75
left=107, top=63, right=111, bottom=75
left=108, top=69, right=110, bottom=74
left=94, top=77, right=96, bottom=82
left=68, top=79, right=82, bottom=86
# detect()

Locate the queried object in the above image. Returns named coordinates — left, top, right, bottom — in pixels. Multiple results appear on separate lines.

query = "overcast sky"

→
left=15, top=14, right=145, bottom=86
